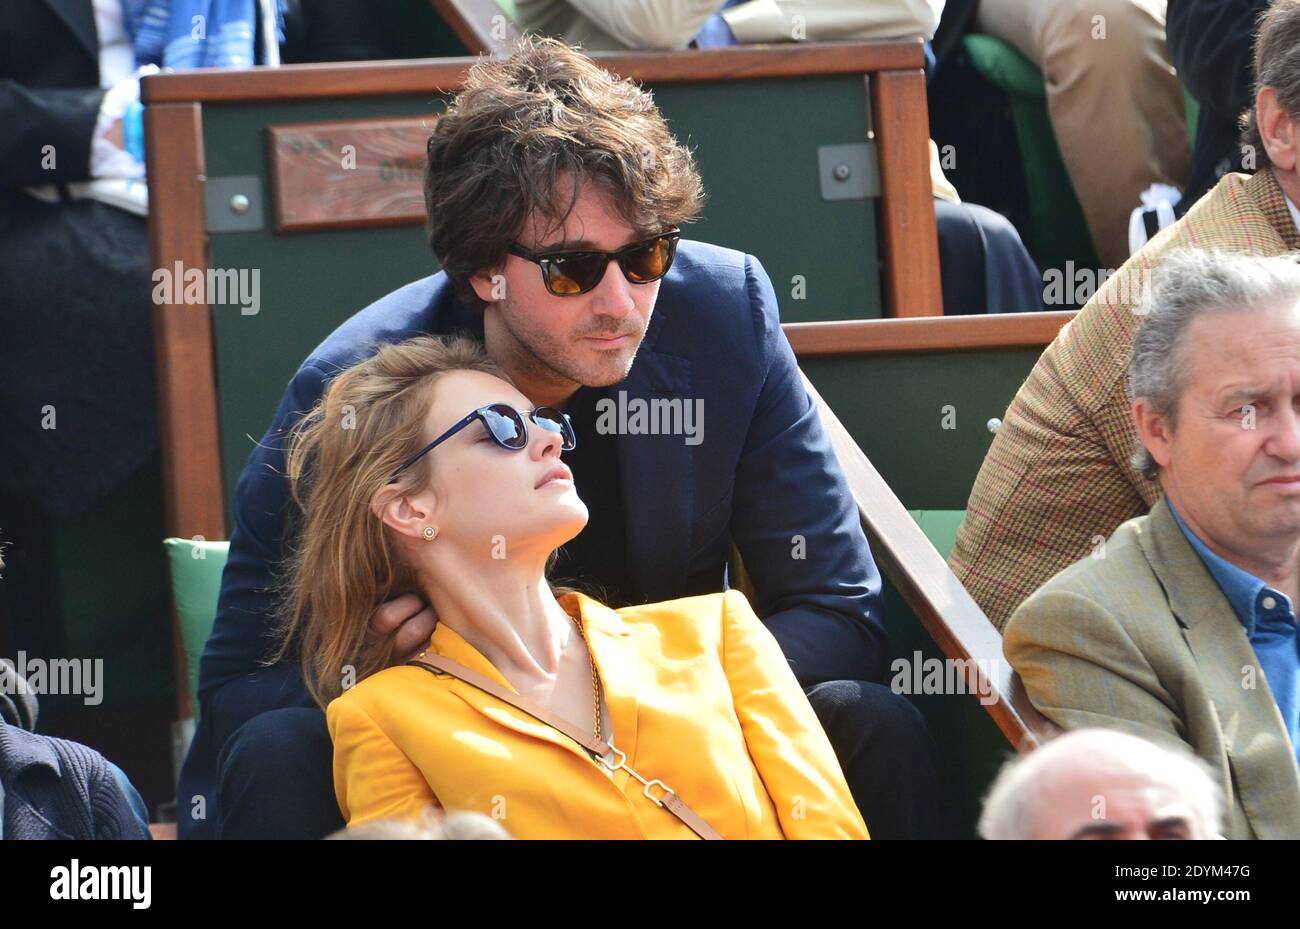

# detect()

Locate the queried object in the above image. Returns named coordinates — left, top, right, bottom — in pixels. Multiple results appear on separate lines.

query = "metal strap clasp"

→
left=596, top=745, right=678, bottom=808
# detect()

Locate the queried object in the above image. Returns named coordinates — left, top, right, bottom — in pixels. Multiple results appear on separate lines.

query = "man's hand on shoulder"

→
left=369, top=593, right=438, bottom=665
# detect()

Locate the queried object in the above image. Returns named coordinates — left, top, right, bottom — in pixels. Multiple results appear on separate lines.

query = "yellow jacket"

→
left=327, top=589, right=868, bottom=839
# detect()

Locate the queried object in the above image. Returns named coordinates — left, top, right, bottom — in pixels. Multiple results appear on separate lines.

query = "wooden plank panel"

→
left=267, top=115, right=437, bottom=232
left=141, top=40, right=926, bottom=103
left=785, top=311, right=1075, bottom=356
left=145, top=103, right=226, bottom=542
left=145, top=102, right=225, bottom=722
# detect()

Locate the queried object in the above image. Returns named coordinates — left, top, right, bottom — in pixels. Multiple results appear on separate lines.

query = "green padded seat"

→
left=908, top=509, right=966, bottom=560
left=162, top=538, right=230, bottom=720
left=961, top=34, right=1045, bottom=100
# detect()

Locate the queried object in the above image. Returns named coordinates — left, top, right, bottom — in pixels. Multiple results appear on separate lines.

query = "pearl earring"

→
left=423, top=526, right=438, bottom=541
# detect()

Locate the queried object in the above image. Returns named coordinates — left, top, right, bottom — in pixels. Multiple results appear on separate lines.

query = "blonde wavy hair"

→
left=268, top=335, right=507, bottom=708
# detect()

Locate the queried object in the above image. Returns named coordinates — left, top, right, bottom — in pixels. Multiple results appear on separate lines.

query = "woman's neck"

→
left=420, top=548, right=576, bottom=685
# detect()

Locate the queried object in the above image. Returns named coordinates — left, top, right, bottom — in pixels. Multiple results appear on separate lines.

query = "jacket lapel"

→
left=1247, top=168, right=1300, bottom=250
left=1140, top=497, right=1300, bottom=838
left=46, top=0, right=99, bottom=62
left=615, top=306, right=694, bottom=605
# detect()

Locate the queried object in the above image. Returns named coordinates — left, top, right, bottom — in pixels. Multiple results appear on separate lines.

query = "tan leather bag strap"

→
left=407, top=654, right=723, bottom=840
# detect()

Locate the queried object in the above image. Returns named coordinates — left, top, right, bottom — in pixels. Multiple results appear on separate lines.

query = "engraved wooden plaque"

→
left=266, top=115, right=438, bottom=233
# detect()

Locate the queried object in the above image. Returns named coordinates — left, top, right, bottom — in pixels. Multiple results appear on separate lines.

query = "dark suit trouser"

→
left=211, top=682, right=940, bottom=840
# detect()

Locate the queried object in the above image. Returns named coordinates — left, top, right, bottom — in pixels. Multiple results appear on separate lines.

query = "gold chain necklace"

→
left=569, top=612, right=603, bottom=744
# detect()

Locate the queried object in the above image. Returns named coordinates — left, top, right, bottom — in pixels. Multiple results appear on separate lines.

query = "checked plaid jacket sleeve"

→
left=950, top=169, right=1300, bottom=630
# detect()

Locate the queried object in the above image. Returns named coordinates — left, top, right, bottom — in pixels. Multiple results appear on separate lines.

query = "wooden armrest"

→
left=801, top=371, right=1056, bottom=751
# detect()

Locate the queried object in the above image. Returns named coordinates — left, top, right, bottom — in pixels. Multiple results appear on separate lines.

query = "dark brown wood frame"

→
left=430, top=0, right=522, bottom=54
left=143, top=44, right=1068, bottom=741
left=786, top=311, right=1073, bottom=356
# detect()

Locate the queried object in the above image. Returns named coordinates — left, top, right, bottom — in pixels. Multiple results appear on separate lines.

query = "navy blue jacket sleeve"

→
left=729, top=254, right=888, bottom=685
left=195, top=360, right=333, bottom=744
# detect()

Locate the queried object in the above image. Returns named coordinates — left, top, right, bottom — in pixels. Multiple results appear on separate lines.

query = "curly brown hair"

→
left=423, top=36, right=704, bottom=308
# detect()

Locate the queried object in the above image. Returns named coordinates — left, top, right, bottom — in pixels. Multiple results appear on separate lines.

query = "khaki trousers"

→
left=975, top=0, right=1191, bottom=268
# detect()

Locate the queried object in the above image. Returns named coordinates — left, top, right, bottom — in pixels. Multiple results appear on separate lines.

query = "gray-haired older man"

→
left=1003, top=249, right=1300, bottom=839
left=952, top=0, right=1300, bottom=630
left=979, top=729, right=1222, bottom=840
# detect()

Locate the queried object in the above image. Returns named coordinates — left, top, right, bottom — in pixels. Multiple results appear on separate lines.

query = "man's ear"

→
left=370, top=483, right=435, bottom=542
left=1132, top=399, right=1174, bottom=471
left=469, top=263, right=508, bottom=305
left=1258, top=86, right=1298, bottom=173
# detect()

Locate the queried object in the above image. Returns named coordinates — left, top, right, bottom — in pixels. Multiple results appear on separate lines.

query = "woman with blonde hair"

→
left=274, top=334, right=867, bottom=839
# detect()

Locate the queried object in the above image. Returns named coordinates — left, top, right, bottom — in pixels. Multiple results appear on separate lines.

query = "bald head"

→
left=979, top=729, right=1222, bottom=840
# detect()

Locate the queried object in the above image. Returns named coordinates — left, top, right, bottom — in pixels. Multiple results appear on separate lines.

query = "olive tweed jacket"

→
left=951, top=169, right=1300, bottom=630
left=1004, top=498, right=1300, bottom=840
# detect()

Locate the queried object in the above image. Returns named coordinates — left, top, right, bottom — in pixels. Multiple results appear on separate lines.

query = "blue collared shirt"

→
left=693, top=0, right=740, bottom=47
left=1169, top=500, right=1300, bottom=762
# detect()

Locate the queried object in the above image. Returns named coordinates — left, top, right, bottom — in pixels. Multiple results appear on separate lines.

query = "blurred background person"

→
left=325, top=807, right=512, bottom=840
left=952, top=0, right=1300, bottom=631
left=1167, top=1, right=1268, bottom=216
left=940, top=0, right=1190, bottom=268
left=0, top=0, right=404, bottom=822
left=514, top=0, right=945, bottom=49
left=1, top=552, right=151, bottom=840
left=979, top=728, right=1222, bottom=840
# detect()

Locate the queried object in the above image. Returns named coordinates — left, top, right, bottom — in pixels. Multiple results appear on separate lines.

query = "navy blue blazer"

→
left=179, top=239, right=885, bottom=837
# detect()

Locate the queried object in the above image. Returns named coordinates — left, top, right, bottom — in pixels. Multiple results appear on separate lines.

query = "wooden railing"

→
left=803, top=372, right=1058, bottom=750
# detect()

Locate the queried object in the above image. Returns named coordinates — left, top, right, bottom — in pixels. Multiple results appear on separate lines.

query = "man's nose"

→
left=590, top=258, right=634, bottom=318
left=1268, top=404, right=1300, bottom=460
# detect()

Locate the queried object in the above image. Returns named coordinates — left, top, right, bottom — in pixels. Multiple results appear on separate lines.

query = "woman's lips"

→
left=536, top=465, right=574, bottom=489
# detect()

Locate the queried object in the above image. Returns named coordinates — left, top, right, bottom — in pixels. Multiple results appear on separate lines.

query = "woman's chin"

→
left=552, top=499, right=590, bottom=541
left=498, top=498, right=587, bottom=552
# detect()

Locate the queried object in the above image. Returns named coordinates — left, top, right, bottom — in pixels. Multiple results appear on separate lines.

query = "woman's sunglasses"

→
left=391, top=403, right=576, bottom=481
left=507, top=230, right=681, bottom=296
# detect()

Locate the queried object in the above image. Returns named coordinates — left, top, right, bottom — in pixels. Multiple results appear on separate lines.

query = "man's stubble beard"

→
left=495, top=291, right=645, bottom=390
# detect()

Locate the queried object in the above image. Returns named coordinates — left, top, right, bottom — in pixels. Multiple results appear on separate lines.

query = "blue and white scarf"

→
left=121, top=0, right=286, bottom=70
